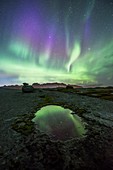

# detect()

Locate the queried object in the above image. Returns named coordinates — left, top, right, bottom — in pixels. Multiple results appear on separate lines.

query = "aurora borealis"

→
left=0, top=0, right=113, bottom=86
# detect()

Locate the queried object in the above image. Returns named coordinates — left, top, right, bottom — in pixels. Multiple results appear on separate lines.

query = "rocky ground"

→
left=0, top=87, right=113, bottom=170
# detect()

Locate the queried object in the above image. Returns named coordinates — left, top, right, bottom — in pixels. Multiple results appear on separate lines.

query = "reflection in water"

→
left=32, top=105, right=86, bottom=141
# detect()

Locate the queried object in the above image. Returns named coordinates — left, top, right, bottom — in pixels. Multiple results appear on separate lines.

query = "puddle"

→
left=32, top=105, right=86, bottom=141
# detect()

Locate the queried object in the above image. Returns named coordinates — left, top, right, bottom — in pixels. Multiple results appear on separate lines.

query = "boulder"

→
left=22, top=84, right=34, bottom=93
left=66, top=84, right=74, bottom=89
left=23, top=82, right=29, bottom=86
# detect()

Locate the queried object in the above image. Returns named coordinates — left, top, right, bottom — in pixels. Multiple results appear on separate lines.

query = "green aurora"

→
left=0, top=0, right=113, bottom=85
left=0, top=39, right=113, bottom=85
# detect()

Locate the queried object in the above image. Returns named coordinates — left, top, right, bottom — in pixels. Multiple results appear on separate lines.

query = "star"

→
left=49, top=35, right=51, bottom=39
left=88, top=47, right=91, bottom=51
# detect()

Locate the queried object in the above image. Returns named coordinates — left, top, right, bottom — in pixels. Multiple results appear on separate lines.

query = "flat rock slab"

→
left=0, top=88, right=113, bottom=170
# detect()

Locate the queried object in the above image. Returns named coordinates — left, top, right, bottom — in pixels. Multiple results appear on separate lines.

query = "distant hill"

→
left=2, top=82, right=83, bottom=89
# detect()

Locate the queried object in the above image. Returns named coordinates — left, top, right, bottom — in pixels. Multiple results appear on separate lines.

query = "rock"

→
left=22, top=85, right=34, bottom=93
left=22, top=83, right=34, bottom=93
left=32, top=83, right=40, bottom=86
left=66, top=85, right=74, bottom=89
left=23, top=82, right=29, bottom=86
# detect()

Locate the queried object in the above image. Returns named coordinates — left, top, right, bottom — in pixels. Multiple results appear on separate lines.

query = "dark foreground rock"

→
left=0, top=87, right=113, bottom=170
left=22, top=85, right=34, bottom=93
left=1, top=125, right=113, bottom=170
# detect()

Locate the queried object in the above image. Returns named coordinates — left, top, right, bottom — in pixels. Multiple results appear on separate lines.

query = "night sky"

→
left=0, top=0, right=113, bottom=86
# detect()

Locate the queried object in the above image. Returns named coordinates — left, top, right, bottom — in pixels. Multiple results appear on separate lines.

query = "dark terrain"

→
left=0, top=86, right=113, bottom=170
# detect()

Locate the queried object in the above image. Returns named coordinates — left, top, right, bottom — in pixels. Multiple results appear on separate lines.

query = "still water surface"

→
left=32, top=105, right=86, bottom=141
